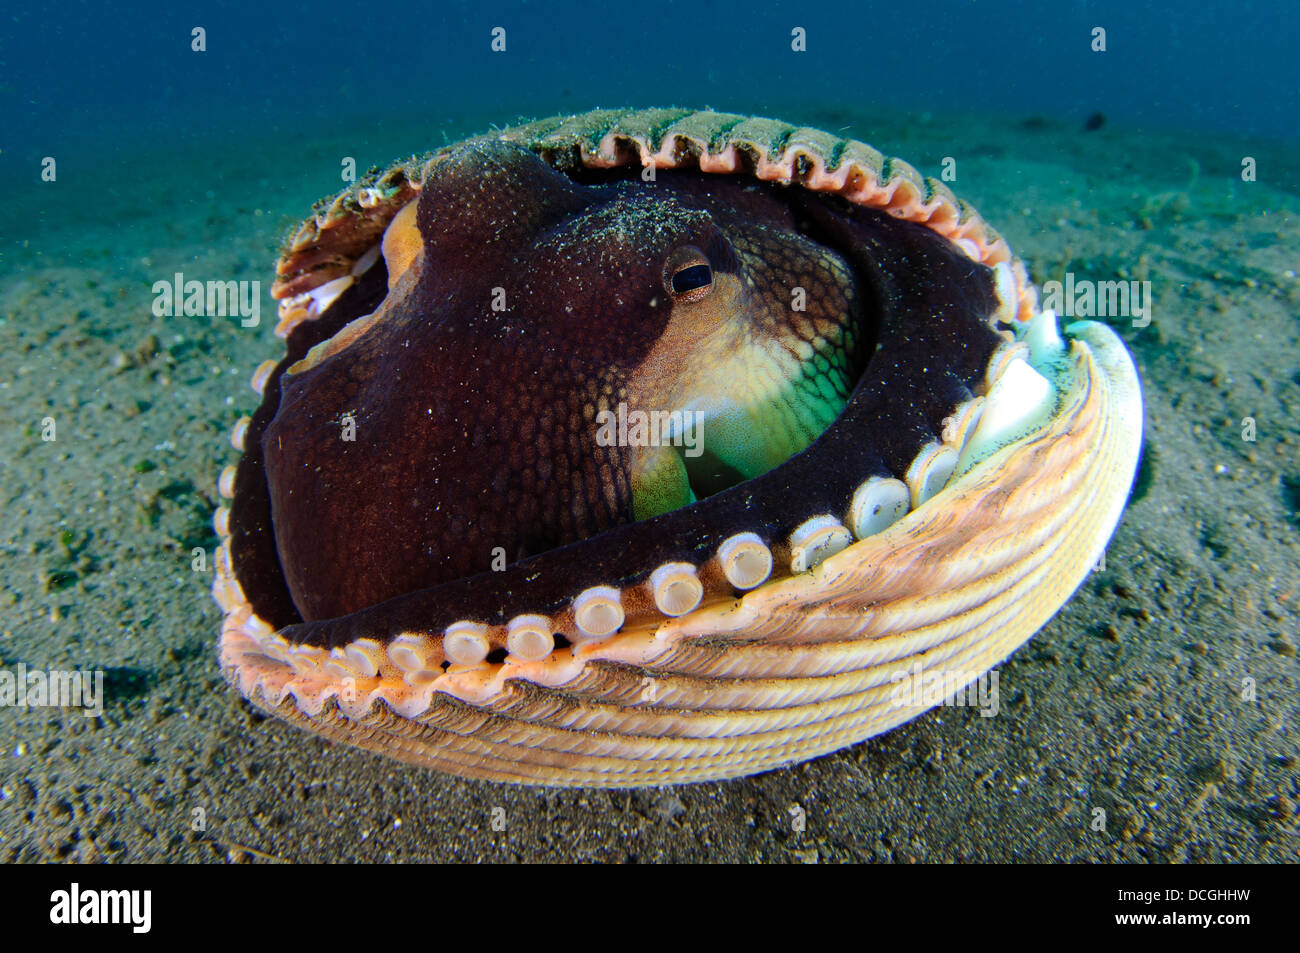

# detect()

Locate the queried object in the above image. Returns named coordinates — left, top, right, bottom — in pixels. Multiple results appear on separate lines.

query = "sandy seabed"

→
left=1, top=106, right=1297, bottom=862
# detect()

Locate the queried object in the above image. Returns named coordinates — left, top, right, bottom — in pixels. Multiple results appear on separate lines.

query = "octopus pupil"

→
left=671, top=263, right=713, bottom=294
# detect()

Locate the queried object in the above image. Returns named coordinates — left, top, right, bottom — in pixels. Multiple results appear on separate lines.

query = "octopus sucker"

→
left=215, top=109, right=1142, bottom=786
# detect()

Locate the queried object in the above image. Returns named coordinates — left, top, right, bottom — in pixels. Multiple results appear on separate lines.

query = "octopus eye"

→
left=665, top=247, right=714, bottom=302
left=672, top=263, right=712, bottom=295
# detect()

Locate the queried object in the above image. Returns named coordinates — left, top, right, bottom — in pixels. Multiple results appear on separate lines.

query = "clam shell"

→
left=216, top=109, right=1143, bottom=786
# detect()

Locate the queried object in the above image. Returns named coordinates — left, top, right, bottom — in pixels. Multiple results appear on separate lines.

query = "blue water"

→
left=3, top=0, right=1296, bottom=166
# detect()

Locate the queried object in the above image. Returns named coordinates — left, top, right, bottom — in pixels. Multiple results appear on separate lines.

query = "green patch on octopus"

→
left=610, top=338, right=859, bottom=521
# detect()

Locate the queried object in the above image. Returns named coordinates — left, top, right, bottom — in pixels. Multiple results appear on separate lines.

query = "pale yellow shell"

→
left=216, top=110, right=1143, bottom=786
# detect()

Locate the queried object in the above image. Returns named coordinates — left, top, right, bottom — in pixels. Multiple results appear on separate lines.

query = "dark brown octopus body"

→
left=216, top=110, right=1143, bottom=786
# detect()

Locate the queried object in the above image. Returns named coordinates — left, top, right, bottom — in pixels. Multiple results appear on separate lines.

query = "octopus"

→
left=213, top=109, right=1143, bottom=786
